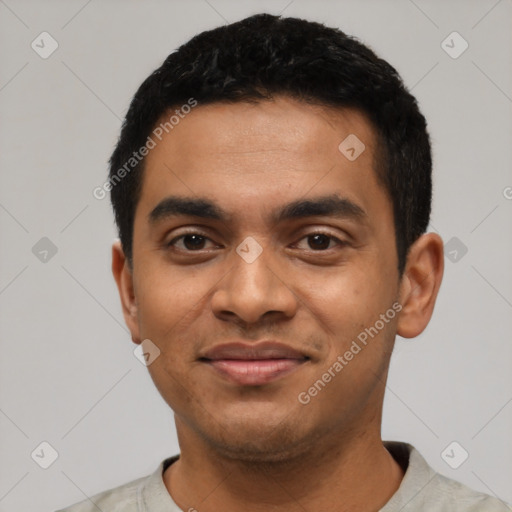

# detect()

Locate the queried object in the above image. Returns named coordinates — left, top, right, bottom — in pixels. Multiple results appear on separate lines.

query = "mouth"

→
left=199, top=341, right=310, bottom=386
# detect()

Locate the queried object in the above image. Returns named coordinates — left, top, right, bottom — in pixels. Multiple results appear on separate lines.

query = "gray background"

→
left=0, top=0, right=511, bottom=510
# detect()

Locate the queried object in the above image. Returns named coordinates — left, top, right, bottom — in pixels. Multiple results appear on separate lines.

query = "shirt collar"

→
left=138, top=441, right=433, bottom=512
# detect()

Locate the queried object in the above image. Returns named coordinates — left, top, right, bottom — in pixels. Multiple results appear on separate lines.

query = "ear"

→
left=396, top=233, right=444, bottom=339
left=112, top=240, right=141, bottom=344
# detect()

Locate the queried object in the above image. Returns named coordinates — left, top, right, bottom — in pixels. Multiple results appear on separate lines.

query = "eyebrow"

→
left=149, top=196, right=226, bottom=224
left=273, top=195, right=367, bottom=224
left=148, top=194, right=367, bottom=225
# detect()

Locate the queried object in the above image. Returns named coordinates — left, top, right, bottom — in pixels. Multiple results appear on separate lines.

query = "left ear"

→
left=396, top=233, right=444, bottom=338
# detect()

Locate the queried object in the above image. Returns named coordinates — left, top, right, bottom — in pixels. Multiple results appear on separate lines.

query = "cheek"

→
left=304, top=267, right=385, bottom=326
left=303, top=265, right=397, bottom=365
left=135, top=262, right=214, bottom=332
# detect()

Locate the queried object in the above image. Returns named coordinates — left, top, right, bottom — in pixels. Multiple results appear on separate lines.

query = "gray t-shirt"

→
left=56, top=441, right=511, bottom=511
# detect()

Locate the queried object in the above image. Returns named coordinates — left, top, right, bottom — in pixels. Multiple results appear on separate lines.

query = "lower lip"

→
left=205, top=358, right=306, bottom=386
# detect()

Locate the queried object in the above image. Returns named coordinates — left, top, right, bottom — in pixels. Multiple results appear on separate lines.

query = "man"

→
left=59, top=13, right=510, bottom=512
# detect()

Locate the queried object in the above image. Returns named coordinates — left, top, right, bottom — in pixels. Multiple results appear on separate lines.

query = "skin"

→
left=112, top=96, right=444, bottom=511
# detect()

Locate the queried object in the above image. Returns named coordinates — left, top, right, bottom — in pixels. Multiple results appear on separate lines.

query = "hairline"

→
left=125, top=96, right=402, bottom=275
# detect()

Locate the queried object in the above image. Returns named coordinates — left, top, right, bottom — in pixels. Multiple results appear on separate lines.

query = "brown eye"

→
left=182, top=234, right=207, bottom=250
left=307, top=234, right=333, bottom=250
left=168, top=233, right=215, bottom=251
left=294, top=231, right=347, bottom=252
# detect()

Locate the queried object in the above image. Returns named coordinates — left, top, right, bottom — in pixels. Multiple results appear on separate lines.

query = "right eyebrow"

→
left=148, top=196, right=228, bottom=225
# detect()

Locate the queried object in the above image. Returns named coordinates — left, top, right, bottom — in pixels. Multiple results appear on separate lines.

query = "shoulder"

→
left=383, top=441, right=511, bottom=512
left=55, top=473, right=146, bottom=512
left=428, top=471, right=511, bottom=511
left=54, top=456, right=178, bottom=512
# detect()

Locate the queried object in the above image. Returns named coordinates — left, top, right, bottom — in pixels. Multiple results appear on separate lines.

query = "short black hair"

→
left=109, top=13, right=432, bottom=274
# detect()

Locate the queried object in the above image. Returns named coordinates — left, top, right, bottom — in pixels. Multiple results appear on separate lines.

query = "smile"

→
left=202, top=357, right=308, bottom=386
left=198, top=340, right=310, bottom=386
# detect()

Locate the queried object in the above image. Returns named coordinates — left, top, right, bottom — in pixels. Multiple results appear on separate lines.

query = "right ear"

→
left=111, top=240, right=141, bottom=344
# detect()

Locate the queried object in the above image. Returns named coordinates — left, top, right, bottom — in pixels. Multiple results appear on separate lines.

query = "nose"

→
left=211, top=242, right=298, bottom=325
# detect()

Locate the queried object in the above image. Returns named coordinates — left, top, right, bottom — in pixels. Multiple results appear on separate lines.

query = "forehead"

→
left=136, top=97, right=389, bottom=227
left=147, top=97, right=377, bottom=165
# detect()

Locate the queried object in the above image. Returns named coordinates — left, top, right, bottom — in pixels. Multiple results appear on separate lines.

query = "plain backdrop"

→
left=0, top=1, right=511, bottom=511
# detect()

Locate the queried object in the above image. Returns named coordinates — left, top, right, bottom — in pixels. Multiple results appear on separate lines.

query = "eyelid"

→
left=294, top=234, right=346, bottom=250
left=165, top=228, right=218, bottom=249
left=293, top=227, right=349, bottom=243
left=163, top=226, right=350, bottom=252
left=164, top=224, right=214, bottom=240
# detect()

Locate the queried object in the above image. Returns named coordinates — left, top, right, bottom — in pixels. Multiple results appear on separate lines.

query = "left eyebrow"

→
left=271, top=194, right=368, bottom=225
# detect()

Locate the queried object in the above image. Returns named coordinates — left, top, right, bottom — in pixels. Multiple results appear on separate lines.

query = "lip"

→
left=199, top=341, right=309, bottom=386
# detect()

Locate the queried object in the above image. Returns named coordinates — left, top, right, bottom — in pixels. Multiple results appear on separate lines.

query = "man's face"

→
left=128, top=97, right=402, bottom=461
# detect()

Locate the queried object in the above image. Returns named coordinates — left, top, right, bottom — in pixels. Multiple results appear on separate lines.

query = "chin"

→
left=203, top=417, right=314, bottom=464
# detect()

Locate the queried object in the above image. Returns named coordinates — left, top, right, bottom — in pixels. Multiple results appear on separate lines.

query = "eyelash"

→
left=294, top=232, right=347, bottom=251
left=166, top=231, right=217, bottom=251
left=165, top=230, right=348, bottom=253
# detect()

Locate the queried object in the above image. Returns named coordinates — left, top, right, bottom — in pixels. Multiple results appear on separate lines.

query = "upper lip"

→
left=200, top=341, right=308, bottom=361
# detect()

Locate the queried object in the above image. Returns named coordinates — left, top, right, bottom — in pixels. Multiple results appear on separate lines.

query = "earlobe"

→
left=396, top=233, right=444, bottom=339
left=111, top=240, right=141, bottom=344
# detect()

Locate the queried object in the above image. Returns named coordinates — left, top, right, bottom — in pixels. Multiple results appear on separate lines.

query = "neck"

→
left=163, top=422, right=404, bottom=512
